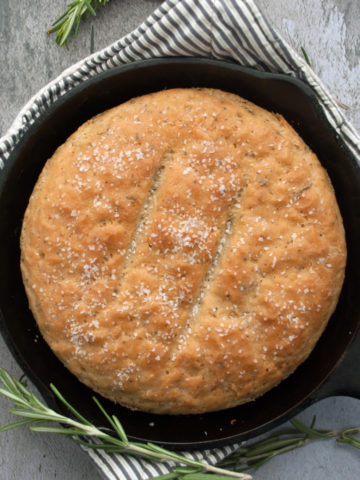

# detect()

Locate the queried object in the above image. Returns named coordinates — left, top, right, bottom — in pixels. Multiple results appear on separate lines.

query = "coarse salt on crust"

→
left=20, top=88, right=346, bottom=414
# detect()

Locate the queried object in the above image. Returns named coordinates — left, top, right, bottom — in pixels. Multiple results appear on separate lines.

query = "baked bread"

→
left=20, top=88, right=346, bottom=414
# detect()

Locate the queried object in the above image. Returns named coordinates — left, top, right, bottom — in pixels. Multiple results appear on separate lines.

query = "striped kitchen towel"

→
left=0, top=0, right=359, bottom=479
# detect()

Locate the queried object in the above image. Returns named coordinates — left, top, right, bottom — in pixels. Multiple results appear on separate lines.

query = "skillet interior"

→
left=0, top=58, right=360, bottom=448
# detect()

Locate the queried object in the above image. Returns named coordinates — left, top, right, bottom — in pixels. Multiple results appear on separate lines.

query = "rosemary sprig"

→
left=48, top=0, right=111, bottom=48
left=219, top=416, right=360, bottom=472
left=1, top=367, right=359, bottom=477
left=0, top=367, right=249, bottom=480
left=300, top=46, right=312, bottom=67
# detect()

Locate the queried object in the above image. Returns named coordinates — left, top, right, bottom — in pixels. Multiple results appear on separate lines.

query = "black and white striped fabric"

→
left=85, top=441, right=243, bottom=480
left=1, top=0, right=359, bottom=478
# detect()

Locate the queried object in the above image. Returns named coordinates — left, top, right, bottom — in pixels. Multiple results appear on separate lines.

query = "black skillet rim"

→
left=0, top=57, right=360, bottom=449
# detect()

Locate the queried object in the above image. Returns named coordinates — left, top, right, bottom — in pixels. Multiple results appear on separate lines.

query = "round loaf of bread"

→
left=20, top=88, right=346, bottom=414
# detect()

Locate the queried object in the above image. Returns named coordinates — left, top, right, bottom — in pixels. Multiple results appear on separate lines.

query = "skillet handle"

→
left=312, top=328, right=360, bottom=401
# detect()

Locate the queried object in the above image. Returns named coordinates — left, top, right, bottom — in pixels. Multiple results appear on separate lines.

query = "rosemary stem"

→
left=111, top=442, right=252, bottom=479
left=201, top=463, right=252, bottom=479
left=243, top=437, right=306, bottom=457
left=243, top=438, right=311, bottom=463
left=2, top=367, right=360, bottom=479
left=40, top=413, right=251, bottom=479
left=49, top=0, right=111, bottom=47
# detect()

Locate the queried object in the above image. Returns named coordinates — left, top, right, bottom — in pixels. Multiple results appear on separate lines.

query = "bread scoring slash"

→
left=20, top=88, right=346, bottom=414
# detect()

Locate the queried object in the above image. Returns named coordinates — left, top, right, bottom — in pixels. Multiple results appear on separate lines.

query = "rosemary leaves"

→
left=0, top=367, right=359, bottom=478
left=48, top=0, right=112, bottom=48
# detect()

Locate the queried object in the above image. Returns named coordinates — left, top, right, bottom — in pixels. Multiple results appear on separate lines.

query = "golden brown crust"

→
left=20, top=88, right=346, bottom=414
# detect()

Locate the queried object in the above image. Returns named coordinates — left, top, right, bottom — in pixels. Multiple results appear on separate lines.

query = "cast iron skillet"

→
left=0, top=58, right=360, bottom=449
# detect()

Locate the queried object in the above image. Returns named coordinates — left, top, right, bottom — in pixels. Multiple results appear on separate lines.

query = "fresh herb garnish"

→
left=219, top=417, right=360, bottom=472
left=0, top=367, right=359, bottom=477
left=300, top=46, right=312, bottom=67
left=0, top=367, right=249, bottom=480
left=48, top=0, right=112, bottom=48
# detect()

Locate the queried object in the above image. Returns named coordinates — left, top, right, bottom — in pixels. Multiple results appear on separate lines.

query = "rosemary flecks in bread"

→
left=20, top=88, right=346, bottom=414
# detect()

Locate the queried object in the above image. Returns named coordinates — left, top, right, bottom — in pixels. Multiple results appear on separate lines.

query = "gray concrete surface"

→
left=0, top=0, right=359, bottom=479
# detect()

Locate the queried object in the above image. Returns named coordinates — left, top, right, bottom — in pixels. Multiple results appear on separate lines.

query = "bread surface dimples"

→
left=20, top=88, right=346, bottom=414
